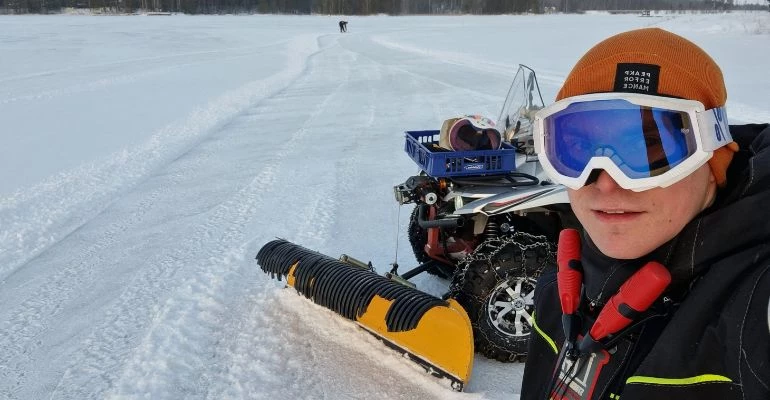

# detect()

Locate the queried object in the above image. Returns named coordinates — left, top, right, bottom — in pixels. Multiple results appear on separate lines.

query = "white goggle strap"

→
left=696, top=106, right=732, bottom=151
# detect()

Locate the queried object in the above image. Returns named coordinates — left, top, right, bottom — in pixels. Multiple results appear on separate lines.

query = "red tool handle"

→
left=557, top=229, right=582, bottom=315
left=588, top=261, right=671, bottom=341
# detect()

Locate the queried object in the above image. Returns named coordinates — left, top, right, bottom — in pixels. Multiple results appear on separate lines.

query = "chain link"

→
left=448, top=231, right=555, bottom=299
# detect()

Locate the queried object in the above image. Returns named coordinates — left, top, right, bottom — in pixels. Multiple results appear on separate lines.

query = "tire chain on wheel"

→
left=449, top=232, right=555, bottom=362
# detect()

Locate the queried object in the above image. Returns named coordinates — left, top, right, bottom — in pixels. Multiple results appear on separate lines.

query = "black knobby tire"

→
left=451, top=234, right=554, bottom=362
left=407, top=205, right=456, bottom=279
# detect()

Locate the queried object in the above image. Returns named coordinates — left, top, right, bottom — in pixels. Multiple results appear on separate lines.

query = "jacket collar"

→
left=660, top=124, right=770, bottom=292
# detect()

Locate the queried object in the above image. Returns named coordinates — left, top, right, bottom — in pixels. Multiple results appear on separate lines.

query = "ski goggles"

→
left=534, top=93, right=732, bottom=191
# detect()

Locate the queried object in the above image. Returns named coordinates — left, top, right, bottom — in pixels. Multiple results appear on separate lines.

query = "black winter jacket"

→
left=521, top=124, right=770, bottom=400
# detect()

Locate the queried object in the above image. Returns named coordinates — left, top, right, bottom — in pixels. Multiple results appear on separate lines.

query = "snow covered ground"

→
left=1, top=11, right=768, bottom=400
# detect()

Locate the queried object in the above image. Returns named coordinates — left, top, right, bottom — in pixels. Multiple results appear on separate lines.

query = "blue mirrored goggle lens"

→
left=544, top=99, right=696, bottom=179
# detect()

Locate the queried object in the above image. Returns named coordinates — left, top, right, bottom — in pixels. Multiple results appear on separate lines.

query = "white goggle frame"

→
left=534, top=92, right=732, bottom=192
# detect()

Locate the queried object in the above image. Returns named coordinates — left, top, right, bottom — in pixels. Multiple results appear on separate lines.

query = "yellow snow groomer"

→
left=257, top=239, right=474, bottom=391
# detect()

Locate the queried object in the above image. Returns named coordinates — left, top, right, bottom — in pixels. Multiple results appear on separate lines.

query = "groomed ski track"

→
left=0, top=23, right=522, bottom=400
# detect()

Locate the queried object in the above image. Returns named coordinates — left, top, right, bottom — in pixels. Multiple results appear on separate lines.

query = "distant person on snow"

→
left=521, top=28, right=770, bottom=399
left=338, top=20, right=347, bottom=33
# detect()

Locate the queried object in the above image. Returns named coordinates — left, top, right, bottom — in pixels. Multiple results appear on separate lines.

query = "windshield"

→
left=496, top=65, right=545, bottom=143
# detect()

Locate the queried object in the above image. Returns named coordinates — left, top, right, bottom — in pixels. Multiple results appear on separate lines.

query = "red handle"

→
left=557, top=229, right=582, bottom=315
left=589, top=261, right=671, bottom=341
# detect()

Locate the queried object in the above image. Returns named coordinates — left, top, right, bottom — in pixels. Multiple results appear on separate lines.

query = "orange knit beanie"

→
left=557, top=28, right=738, bottom=187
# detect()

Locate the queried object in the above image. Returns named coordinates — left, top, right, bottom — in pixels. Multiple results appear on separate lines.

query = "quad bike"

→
left=256, top=65, right=573, bottom=391
left=393, top=64, right=573, bottom=362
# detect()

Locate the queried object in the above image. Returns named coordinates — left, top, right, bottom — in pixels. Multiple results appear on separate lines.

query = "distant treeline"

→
left=0, top=0, right=766, bottom=15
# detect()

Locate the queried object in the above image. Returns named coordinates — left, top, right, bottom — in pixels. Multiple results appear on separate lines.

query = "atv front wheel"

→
left=450, top=233, right=554, bottom=362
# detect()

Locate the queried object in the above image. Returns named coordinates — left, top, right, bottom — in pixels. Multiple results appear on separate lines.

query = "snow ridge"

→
left=0, top=34, right=322, bottom=283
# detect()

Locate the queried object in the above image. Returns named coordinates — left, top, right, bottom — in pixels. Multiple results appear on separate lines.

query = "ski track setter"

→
left=257, top=239, right=474, bottom=390
left=256, top=65, right=574, bottom=391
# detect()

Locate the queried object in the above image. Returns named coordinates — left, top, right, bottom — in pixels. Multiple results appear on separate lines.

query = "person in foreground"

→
left=521, top=28, right=770, bottom=399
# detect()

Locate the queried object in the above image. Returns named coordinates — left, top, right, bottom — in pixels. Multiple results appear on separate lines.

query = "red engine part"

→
left=422, top=206, right=476, bottom=264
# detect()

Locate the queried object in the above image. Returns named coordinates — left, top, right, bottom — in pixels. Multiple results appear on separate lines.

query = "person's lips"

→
left=591, top=208, right=644, bottom=222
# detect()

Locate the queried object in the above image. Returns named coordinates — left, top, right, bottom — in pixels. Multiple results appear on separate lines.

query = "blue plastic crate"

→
left=404, top=130, right=517, bottom=178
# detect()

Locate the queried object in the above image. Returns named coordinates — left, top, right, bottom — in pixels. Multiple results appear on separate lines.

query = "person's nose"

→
left=593, top=170, right=624, bottom=192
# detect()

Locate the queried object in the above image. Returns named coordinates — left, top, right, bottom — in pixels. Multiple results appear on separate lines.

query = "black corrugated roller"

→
left=256, top=239, right=446, bottom=332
